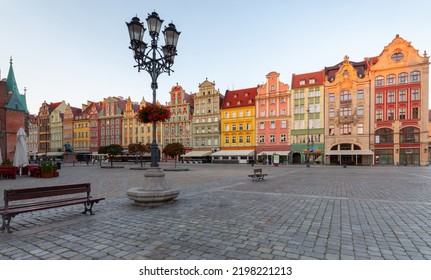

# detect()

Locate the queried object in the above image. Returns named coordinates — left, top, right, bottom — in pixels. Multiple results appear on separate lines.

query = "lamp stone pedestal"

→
left=127, top=167, right=180, bottom=207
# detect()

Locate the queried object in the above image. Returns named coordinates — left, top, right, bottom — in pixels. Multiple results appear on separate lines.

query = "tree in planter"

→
left=162, top=142, right=186, bottom=169
left=128, top=142, right=150, bottom=167
left=98, top=144, right=123, bottom=167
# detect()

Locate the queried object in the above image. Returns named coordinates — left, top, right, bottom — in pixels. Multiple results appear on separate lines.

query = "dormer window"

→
left=309, top=78, right=315, bottom=84
left=234, top=94, right=238, bottom=98
left=299, top=80, right=305, bottom=85
left=391, top=52, right=404, bottom=61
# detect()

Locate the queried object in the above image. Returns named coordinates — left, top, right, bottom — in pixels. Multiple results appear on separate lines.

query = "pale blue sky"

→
left=1, top=0, right=430, bottom=114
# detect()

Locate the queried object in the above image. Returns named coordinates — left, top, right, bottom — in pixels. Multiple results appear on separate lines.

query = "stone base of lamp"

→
left=127, top=167, right=180, bottom=207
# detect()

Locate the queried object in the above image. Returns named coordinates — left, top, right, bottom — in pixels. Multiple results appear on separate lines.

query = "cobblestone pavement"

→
left=1, top=163, right=431, bottom=260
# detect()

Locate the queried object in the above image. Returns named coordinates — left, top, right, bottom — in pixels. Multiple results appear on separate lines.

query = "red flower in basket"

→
left=136, top=103, right=171, bottom=123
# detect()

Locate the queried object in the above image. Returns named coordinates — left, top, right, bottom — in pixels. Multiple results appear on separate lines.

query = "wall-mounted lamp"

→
left=424, top=148, right=428, bottom=153
left=395, top=149, right=399, bottom=153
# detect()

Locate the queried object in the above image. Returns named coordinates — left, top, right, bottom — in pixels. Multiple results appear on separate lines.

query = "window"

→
left=232, top=136, right=236, bottom=143
left=299, top=80, right=305, bottom=85
left=245, top=110, right=250, bottom=116
left=340, top=107, right=351, bottom=116
left=259, top=122, right=264, bottom=129
left=391, top=52, right=404, bottom=61
left=357, top=89, right=364, bottom=100
left=225, top=124, right=229, bottom=131
left=238, top=124, right=243, bottom=131
left=270, top=85, right=275, bottom=91
left=270, top=110, right=275, bottom=116
left=388, top=91, right=395, bottom=103
left=309, top=78, right=315, bottom=84
left=375, top=128, right=394, bottom=144
left=388, top=109, right=395, bottom=121
left=232, top=124, right=236, bottom=131
left=340, top=91, right=351, bottom=102
left=357, top=123, right=364, bottom=134
left=329, top=108, right=335, bottom=118
left=329, top=125, right=335, bottom=135
left=281, top=120, right=286, bottom=128
left=357, top=105, right=364, bottom=116
left=224, top=112, right=229, bottom=118
left=412, top=107, right=419, bottom=119
left=260, top=111, right=265, bottom=117
left=238, top=111, right=243, bottom=117
left=239, top=136, right=243, bottom=143
left=259, top=100, right=265, bottom=105
left=329, top=93, right=335, bottom=103
left=270, top=121, right=275, bottom=129
left=259, top=135, right=265, bottom=143
left=399, top=90, right=406, bottom=102
left=280, top=97, right=286, bottom=103
left=376, top=92, right=383, bottom=104
left=410, top=71, right=421, bottom=82
left=399, top=108, right=406, bottom=120
left=340, top=124, right=351, bottom=135
left=412, top=89, right=420, bottom=100
left=386, top=74, right=396, bottom=85
left=375, top=76, right=384, bottom=87
left=246, top=136, right=250, bottom=143
left=225, top=136, right=229, bottom=144
left=280, top=134, right=286, bottom=142
left=398, top=72, right=408, bottom=84
left=400, top=127, right=419, bottom=143
left=270, top=135, right=275, bottom=143
left=376, top=110, right=383, bottom=121
left=270, top=98, right=275, bottom=104
left=280, top=108, right=286, bottom=115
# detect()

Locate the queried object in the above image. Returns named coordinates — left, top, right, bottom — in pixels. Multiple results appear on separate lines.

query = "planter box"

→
left=41, top=172, right=54, bottom=178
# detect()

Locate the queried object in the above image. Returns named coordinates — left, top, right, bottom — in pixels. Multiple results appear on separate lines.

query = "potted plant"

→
left=41, top=161, right=55, bottom=178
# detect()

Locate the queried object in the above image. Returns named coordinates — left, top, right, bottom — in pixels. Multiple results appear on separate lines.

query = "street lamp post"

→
left=126, top=12, right=180, bottom=167
left=126, top=12, right=180, bottom=207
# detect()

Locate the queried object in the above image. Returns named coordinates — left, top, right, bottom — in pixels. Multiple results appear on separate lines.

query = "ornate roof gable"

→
left=370, top=34, right=429, bottom=70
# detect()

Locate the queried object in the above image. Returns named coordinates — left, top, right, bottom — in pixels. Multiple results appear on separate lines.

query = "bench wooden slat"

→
left=5, top=183, right=91, bottom=202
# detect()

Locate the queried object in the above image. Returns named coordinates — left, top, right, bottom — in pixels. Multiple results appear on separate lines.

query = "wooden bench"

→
left=248, top=168, right=268, bottom=181
left=0, top=183, right=105, bottom=233
left=0, top=166, right=18, bottom=179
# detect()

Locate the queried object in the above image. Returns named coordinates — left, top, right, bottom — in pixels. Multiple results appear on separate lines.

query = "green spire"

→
left=5, top=57, right=29, bottom=113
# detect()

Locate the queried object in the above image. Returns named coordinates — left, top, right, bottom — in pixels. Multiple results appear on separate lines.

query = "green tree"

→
left=98, top=144, right=123, bottom=167
left=162, top=142, right=186, bottom=168
left=128, top=142, right=150, bottom=167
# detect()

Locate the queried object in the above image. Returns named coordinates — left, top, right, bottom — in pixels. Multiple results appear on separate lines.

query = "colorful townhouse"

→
left=290, top=70, right=325, bottom=164
left=369, top=35, right=430, bottom=166
left=164, top=84, right=194, bottom=152
left=73, top=102, right=92, bottom=154
left=324, top=56, right=373, bottom=165
left=27, top=114, right=38, bottom=160
left=99, top=96, right=126, bottom=147
left=37, top=101, right=66, bottom=154
left=188, top=78, right=223, bottom=160
left=255, top=72, right=291, bottom=164
left=214, top=87, right=257, bottom=163
left=63, top=104, right=82, bottom=151
left=88, top=101, right=102, bottom=153
left=122, top=96, right=141, bottom=149
left=49, top=101, right=67, bottom=153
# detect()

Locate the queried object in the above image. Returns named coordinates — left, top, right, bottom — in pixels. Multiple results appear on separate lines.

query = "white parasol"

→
left=13, top=127, right=29, bottom=175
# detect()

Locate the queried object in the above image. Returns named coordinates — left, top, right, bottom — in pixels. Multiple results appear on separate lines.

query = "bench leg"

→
left=82, top=202, right=96, bottom=215
left=1, top=215, right=15, bottom=233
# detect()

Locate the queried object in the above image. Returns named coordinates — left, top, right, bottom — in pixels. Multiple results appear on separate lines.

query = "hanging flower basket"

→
left=136, top=103, right=171, bottom=123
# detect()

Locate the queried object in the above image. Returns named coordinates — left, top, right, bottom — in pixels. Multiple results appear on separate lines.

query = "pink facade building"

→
left=255, top=72, right=291, bottom=164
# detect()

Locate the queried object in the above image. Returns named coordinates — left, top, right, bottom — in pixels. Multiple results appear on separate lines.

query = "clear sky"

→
left=1, top=0, right=430, bottom=115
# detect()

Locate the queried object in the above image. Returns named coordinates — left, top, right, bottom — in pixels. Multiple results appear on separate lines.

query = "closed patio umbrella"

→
left=0, top=147, right=2, bottom=163
left=13, top=127, right=29, bottom=176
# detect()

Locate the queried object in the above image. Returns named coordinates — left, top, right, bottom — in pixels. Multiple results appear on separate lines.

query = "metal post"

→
left=306, top=108, right=310, bottom=167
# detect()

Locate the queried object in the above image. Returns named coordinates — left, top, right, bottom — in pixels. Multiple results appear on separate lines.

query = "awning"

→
left=324, top=150, right=374, bottom=155
left=181, top=150, right=212, bottom=158
left=46, top=152, right=64, bottom=156
left=212, top=150, right=254, bottom=157
left=257, top=151, right=290, bottom=156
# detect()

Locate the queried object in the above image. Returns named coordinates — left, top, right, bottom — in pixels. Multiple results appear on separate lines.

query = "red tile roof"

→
left=291, top=70, right=325, bottom=89
left=222, top=87, right=257, bottom=109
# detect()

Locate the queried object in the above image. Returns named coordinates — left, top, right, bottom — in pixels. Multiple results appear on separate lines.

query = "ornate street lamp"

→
left=126, top=12, right=180, bottom=207
left=126, top=12, right=180, bottom=167
left=306, top=108, right=310, bottom=168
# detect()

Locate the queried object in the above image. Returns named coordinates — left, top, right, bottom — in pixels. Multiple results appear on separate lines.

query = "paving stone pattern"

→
left=1, top=163, right=431, bottom=259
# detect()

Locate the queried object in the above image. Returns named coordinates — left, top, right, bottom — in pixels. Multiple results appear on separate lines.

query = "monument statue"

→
left=64, top=142, right=74, bottom=152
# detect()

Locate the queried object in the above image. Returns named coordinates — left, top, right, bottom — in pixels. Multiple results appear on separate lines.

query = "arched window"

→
left=386, top=74, right=396, bottom=85
left=375, top=128, right=393, bottom=144
left=400, top=127, right=419, bottom=143
left=410, top=71, right=421, bottom=83
left=375, top=76, right=384, bottom=87
left=398, top=72, right=408, bottom=84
